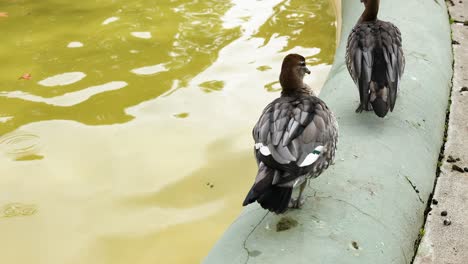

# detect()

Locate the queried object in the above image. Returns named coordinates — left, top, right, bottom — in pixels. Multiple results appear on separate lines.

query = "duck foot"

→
left=289, top=198, right=306, bottom=209
left=355, top=103, right=373, bottom=112
left=355, top=104, right=363, bottom=113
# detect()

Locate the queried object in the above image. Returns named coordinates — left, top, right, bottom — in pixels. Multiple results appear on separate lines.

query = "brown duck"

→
left=346, top=0, right=405, bottom=117
left=242, top=54, right=338, bottom=214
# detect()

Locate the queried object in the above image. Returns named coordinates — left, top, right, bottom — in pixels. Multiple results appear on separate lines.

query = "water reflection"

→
left=67, top=42, right=84, bottom=48
left=102, top=17, right=120, bottom=25
left=0, top=0, right=240, bottom=135
left=38, top=72, right=86, bottom=86
left=130, top=32, right=152, bottom=39
left=131, top=64, right=168, bottom=75
left=255, top=0, right=336, bottom=65
left=1, top=81, right=128, bottom=107
left=199, top=80, right=225, bottom=93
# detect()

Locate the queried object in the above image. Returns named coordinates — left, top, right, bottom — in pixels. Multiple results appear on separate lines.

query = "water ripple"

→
left=0, top=132, right=42, bottom=161
left=2, top=203, right=38, bottom=218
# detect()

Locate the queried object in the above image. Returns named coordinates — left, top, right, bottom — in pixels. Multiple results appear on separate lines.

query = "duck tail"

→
left=370, top=82, right=390, bottom=118
left=242, top=163, right=292, bottom=214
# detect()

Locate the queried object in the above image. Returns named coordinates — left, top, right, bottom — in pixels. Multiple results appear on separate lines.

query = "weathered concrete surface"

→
left=447, top=0, right=467, bottom=22
left=413, top=17, right=468, bottom=264
left=204, top=1, right=453, bottom=263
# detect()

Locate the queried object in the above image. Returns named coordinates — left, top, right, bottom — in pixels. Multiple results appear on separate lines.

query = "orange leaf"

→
left=19, top=73, right=32, bottom=80
left=0, top=12, right=8, bottom=18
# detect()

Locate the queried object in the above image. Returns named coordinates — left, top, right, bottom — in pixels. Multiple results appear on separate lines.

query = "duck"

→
left=242, top=54, right=338, bottom=214
left=345, top=0, right=405, bottom=117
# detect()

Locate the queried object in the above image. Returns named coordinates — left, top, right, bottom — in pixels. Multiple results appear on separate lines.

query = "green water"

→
left=0, top=0, right=336, bottom=263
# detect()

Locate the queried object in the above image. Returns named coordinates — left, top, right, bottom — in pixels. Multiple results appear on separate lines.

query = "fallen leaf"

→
left=0, top=12, right=8, bottom=18
left=19, top=73, right=32, bottom=80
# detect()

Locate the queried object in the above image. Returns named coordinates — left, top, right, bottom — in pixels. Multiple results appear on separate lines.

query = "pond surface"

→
left=0, top=0, right=336, bottom=263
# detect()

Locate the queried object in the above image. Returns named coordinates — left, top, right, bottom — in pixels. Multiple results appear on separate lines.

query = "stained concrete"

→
left=413, top=13, right=468, bottom=264
left=204, top=1, right=453, bottom=263
left=447, top=0, right=467, bottom=22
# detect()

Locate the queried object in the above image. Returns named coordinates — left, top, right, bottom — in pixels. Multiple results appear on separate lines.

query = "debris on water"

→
left=441, top=210, right=448, bottom=216
left=452, top=164, right=464, bottom=173
left=18, top=73, right=32, bottom=80
left=447, top=155, right=457, bottom=163
left=443, top=219, right=452, bottom=226
left=432, top=199, right=439, bottom=205
left=276, top=216, right=298, bottom=232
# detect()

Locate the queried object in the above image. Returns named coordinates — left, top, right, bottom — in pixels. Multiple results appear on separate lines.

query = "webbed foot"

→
left=355, top=104, right=363, bottom=113
left=289, top=197, right=306, bottom=209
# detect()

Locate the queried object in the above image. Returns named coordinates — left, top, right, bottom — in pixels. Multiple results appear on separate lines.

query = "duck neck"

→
left=360, top=0, right=379, bottom=22
left=280, top=72, right=311, bottom=97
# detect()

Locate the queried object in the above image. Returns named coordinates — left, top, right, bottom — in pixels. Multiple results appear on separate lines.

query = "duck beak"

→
left=305, top=67, right=311, bottom=74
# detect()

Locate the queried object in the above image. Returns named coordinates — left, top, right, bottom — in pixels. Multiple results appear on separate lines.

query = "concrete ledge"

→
left=414, top=3, right=468, bottom=262
left=204, top=1, right=453, bottom=263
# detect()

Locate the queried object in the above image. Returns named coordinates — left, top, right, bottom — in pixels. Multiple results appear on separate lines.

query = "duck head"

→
left=279, top=54, right=311, bottom=96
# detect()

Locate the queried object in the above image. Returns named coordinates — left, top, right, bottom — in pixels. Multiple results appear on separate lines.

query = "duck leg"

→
left=355, top=103, right=363, bottom=113
left=289, top=180, right=308, bottom=209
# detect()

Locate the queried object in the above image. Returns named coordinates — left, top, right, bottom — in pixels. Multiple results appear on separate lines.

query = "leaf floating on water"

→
left=19, top=73, right=32, bottom=80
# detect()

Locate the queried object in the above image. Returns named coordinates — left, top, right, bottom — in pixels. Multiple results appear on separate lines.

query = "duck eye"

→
left=300, top=61, right=306, bottom=66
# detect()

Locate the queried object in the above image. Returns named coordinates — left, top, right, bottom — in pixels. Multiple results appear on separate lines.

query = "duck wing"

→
left=252, top=96, right=338, bottom=186
left=380, top=21, right=405, bottom=110
left=345, top=21, right=404, bottom=111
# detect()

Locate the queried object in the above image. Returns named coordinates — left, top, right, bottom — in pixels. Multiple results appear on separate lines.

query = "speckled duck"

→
left=346, top=0, right=405, bottom=117
left=242, top=54, right=338, bottom=214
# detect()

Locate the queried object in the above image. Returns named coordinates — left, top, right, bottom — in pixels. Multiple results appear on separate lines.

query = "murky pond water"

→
left=0, top=0, right=336, bottom=263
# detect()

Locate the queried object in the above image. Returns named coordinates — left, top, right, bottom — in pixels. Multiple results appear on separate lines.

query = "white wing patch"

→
left=254, top=142, right=271, bottom=156
left=260, top=146, right=271, bottom=156
left=299, top=146, right=324, bottom=167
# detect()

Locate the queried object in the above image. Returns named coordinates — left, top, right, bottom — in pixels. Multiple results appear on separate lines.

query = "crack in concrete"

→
left=242, top=211, right=269, bottom=264
left=404, top=175, right=425, bottom=204
left=232, top=207, right=263, bottom=225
